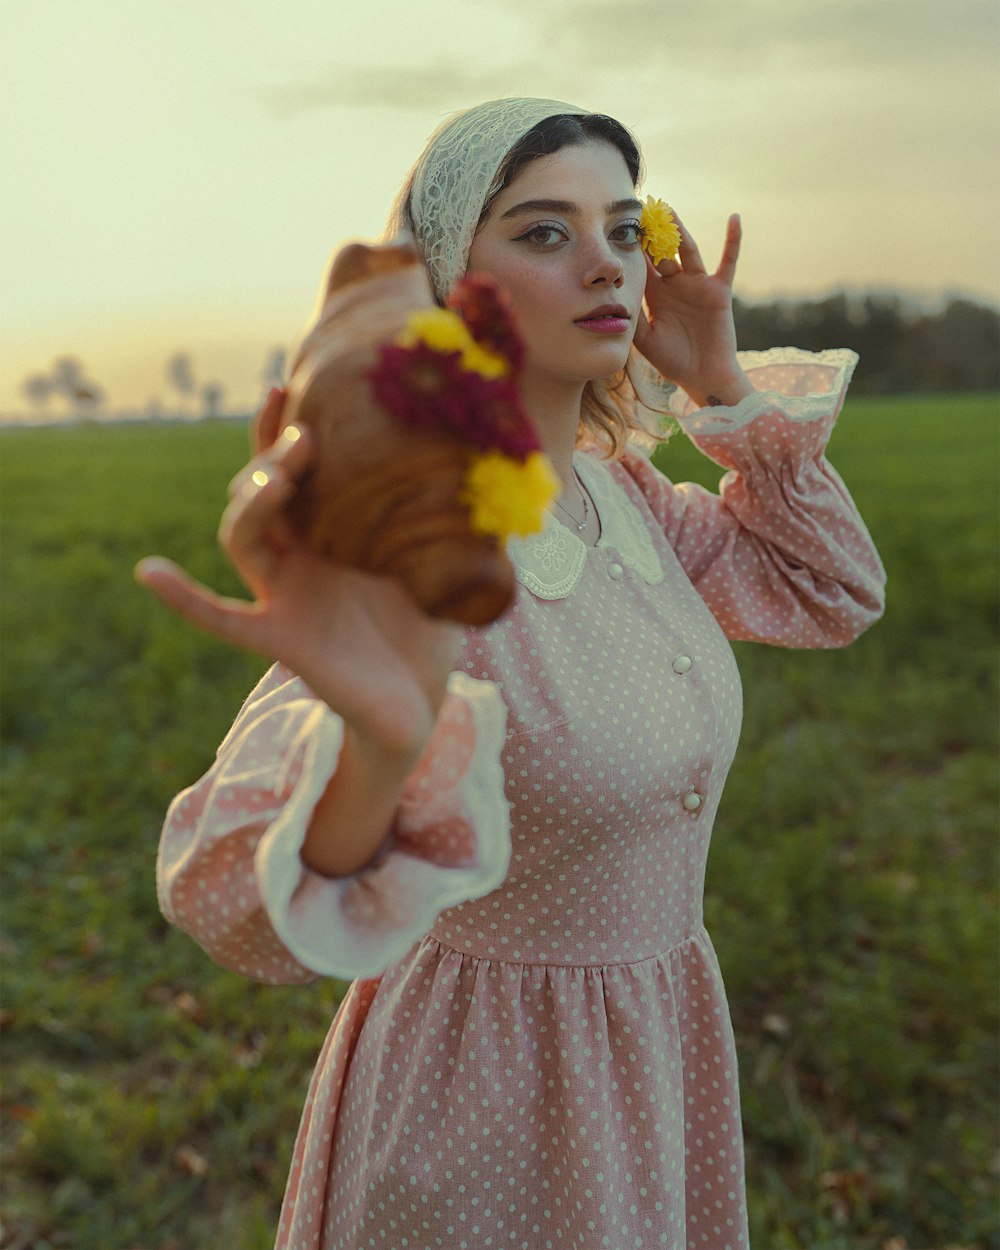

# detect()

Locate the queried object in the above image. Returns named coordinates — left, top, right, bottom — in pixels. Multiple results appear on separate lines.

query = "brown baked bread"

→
left=279, top=238, right=525, bottom=627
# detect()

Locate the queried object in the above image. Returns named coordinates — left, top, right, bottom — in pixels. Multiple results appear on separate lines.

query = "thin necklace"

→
left=553, top=468, right=590, bottom=532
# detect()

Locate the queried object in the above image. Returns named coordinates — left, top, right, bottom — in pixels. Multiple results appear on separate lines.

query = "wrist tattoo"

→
left=706, top=395, right=723, bottom=407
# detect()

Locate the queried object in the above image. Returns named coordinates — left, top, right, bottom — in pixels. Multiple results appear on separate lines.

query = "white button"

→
left=608, top=562, right=624, bottom=580
left=672, top=654, right=693, bottom=674
left=682, top=792, right=702, bottom=812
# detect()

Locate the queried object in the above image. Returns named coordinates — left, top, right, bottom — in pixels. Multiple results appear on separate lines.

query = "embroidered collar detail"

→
left=507, top=454, right=664, bottom=600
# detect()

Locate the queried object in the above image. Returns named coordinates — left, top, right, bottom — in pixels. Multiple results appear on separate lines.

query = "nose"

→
left=582, top=238, right=624, bottom=289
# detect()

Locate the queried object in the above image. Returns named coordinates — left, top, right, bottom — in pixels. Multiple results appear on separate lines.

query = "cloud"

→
left=244, top=0, right=998, bottom=303
left=479, top=0, right=998, bottom=74
left=258, top=58, right=552, bottom=118
left=257, top=0, right=998, bottom=135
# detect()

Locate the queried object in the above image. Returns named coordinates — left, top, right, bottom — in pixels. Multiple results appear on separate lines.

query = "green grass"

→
left=2, top=396, right=997, bottom=1250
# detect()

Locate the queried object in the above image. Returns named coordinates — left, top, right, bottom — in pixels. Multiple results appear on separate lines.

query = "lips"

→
left=574, top=303, right=631, bottom=334
left=576, top=304, right=630, bottom=322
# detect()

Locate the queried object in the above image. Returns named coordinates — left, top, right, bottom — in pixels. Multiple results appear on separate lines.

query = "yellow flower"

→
left=462, top=451, right=559, bottom=542
left=398, top=308, right=509, bottom=379
left=640, top=196, right=681, bottom=265
left=461, top=339, right=510, bottom=380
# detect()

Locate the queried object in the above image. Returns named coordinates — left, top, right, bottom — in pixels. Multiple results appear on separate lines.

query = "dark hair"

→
left=478, top=114, right=664, bottom=460
left=479, top=114, right=643, bottom=226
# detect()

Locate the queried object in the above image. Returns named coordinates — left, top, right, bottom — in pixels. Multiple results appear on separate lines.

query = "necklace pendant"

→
left=553, top=467, right=591, bottom=534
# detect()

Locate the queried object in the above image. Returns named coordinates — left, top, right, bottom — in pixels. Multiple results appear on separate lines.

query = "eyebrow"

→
left=499, top=197, right=643, bottom=220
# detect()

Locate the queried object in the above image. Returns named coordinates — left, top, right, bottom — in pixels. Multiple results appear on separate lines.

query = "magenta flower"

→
left=449, top=274, right=526, bottom=373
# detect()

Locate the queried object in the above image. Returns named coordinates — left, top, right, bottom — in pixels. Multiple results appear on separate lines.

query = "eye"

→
left=610, top=219, right=644, bottom=246
left=514, top=221, right=568, bottom=248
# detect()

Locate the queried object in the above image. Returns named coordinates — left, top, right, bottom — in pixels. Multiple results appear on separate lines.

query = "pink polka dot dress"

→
left=157, top=351, right=885, bottom=1249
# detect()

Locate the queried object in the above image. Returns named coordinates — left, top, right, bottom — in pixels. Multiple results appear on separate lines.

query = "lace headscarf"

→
left=383, top=97, right=676, bottom=449
left=384, top=97, right=589, bottom=302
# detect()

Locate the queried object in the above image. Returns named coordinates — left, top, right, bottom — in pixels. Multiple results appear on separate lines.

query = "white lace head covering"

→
left=383, top=96, right=677, bottom=441
left=384, top=97, right=590, bottom=302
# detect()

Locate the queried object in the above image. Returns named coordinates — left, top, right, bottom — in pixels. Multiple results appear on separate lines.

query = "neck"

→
left=520, top=374, right=586, bottom=483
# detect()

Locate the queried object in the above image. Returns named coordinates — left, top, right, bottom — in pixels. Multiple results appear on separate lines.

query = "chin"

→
left=527, top=337, right=634, bottom=388
left=580, top=346, right=633, bottom=381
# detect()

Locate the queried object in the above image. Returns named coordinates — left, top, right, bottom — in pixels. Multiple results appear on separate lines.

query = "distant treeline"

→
left=733, top=294, right=999, bottom=393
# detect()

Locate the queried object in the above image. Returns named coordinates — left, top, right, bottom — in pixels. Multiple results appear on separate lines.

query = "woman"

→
left=139, top=98, right=885, bottom=1250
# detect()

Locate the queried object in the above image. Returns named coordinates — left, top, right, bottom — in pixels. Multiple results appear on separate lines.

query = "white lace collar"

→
left=507, top=453, right=663, bottom=600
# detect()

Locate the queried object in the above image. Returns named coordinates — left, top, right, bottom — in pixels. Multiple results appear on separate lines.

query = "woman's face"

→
left=465, top=140, right=647, bottom=392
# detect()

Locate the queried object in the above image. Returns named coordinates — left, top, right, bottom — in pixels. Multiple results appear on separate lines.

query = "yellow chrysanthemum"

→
left=460, top=338, right=510, bottom=380
left=640, top=196, right=681, bottom=265
left=462, top=451, right=559, bottom=542
left=398, top=308, right=509, bottom=379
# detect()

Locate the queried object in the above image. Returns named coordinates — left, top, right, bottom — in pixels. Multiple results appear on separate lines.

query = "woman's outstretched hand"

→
left=632, top=212, right=753, bottom=409
left=135, top=388, right=462, bottom=758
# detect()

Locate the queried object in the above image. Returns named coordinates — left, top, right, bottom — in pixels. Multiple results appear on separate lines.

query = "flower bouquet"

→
left=280, top=237, right=557, bottom=626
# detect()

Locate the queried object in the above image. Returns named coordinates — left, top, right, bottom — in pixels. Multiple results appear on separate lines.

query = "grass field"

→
left=1, top=394, right=997, bottom=1250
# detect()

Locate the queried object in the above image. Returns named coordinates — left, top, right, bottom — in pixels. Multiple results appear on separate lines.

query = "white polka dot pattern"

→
left=159, top=670, right=512, bottom=983
left=157, top=351, right=885, bottom=1250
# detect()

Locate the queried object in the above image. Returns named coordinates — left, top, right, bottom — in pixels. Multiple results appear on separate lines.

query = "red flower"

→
left=449, top=275, right=526, bottom=373
left=367, top=283, right=544, bottom=461
left=469, top=379, right=541, bottom=459
left=366, top=343, right=471, bottom=434
left=368, top=340, right=542, bottom=460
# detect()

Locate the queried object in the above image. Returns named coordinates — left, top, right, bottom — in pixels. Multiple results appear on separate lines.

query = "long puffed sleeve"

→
left=623, top=348, right=885, bottom=647
left=157, top=666, right=511, bottom=984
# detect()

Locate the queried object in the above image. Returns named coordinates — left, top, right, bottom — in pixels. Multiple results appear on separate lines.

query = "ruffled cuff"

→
left=673, top=348, right=858, bottom=469
left=254, top=672, right=510, bottom=979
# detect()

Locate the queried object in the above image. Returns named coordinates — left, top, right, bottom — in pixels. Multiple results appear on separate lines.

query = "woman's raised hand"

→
left=135, top=388, right=462, bottom=757
left=632, top=212, right=753, bottom=409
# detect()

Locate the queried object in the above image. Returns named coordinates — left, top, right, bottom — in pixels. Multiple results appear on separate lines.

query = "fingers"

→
left=672, top=213, right=706, bottom=274
left=644, top=211, right=703, bottom=277
left=252, top=386, right=288, bottom=454
left=222, top=424, right=314, bottom=597
left=647, top=212, right=741, bottom=285
left=219, top=471, right=290, bottom=595
left=715, top=213, right=742, bottom=287
left=227, top=422, right=309, bottom=497
left=647, top=249, right=679, bottom=280
left=135, top=557, right=266, bottom=653
left=632, top=290, right=655, bottom=350
left=138, top=423, right=317, bottom=650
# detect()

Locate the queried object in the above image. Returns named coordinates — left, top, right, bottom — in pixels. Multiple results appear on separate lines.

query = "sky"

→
left=2, top=0, right=998, bottom=419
